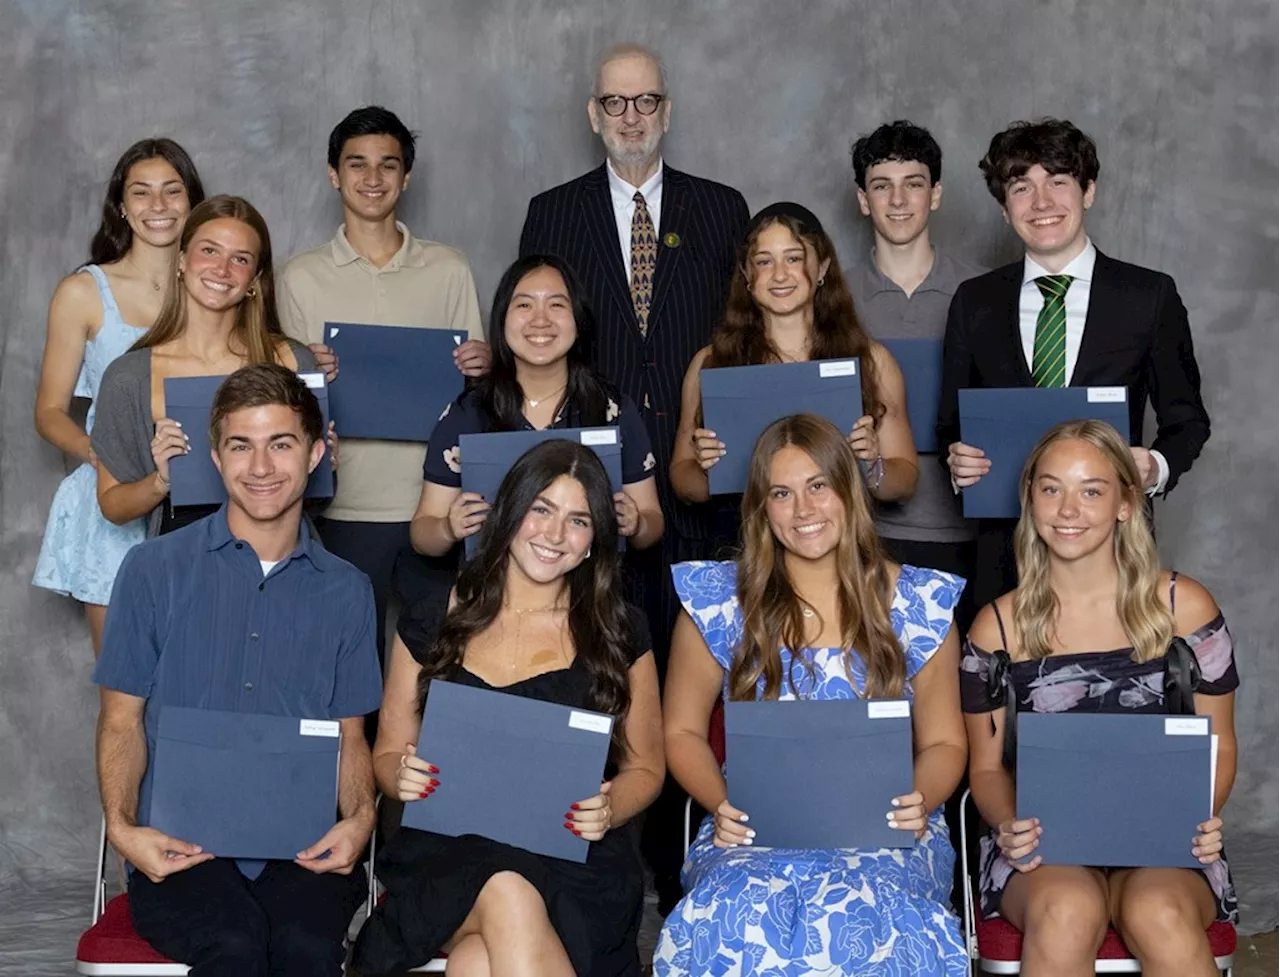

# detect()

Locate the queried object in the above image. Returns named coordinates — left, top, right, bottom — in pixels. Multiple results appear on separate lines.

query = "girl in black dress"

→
left=355, top=439, right=665, bottom=977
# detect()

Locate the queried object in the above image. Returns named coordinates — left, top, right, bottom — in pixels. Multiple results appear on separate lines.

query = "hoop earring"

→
left=120, top=206, right=127, bottom=219
left=246, top=285, right=258, bottom=299
left=817, top=276, right=825, bottom=287
left=585, top=547, right=592, bottom=560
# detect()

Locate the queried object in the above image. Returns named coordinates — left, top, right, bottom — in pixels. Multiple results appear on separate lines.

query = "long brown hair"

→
left=732, top=414, right=904, bottom=700
left=1012, top=420, right=1172, bottom=662
left=704, top=214, right=885, bottom=425
left=131, top=195, right=285, bottom=363
left=417, top=440, right=636, bottom=756
left=90, top=138, right=206, bottom=266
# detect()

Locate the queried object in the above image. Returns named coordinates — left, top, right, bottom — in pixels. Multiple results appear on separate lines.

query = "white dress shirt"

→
left=1019, top=238, right=1167, bottom=493
left=607, top=158, right=664, bottom=281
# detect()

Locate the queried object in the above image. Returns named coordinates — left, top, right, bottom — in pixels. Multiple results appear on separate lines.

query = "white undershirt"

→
left=260, top=560, right=280, bottom=578
left=607, top=158, right=664, bottom=281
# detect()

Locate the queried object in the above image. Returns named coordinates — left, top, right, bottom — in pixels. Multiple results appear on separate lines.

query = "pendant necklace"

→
left=524, top=383, right=566, bottom=409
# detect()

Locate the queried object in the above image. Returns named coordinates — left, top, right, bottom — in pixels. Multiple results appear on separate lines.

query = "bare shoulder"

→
left=689, top=344, right=713, bottom=372
left=968, top=592, right=1015, bottom=651
left=1162, top=570, right=1221, bottom=633
left=50, top=268, right=102, bottom=314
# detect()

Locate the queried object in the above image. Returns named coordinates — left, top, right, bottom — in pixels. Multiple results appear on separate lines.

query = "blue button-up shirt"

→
left=94, top=507, right=382, bottom=873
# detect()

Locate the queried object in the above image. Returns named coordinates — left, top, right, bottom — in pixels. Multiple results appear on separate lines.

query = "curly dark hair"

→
left=850, top=120, right=942, bottom=189
left=979, top=118, right=1100, bottom=204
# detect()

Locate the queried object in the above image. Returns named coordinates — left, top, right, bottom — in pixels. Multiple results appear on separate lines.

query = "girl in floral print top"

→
left=411, top=254, right=662, bottom=557
left=961, top=420, right=1238, bottom=976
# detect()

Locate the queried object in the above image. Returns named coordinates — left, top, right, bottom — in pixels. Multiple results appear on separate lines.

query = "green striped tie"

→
left=1031, top=274, right=1074, bottom=388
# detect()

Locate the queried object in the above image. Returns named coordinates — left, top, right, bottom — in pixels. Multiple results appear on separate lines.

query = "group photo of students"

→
left=5, top=10, right=1276, bottom=977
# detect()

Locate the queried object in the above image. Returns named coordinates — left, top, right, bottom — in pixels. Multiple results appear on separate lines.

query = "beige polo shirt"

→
left=278, top=222, right=484, bottom=523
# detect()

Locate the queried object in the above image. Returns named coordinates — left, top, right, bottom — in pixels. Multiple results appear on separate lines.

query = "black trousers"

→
left=129, top=858, right=366, bottom=977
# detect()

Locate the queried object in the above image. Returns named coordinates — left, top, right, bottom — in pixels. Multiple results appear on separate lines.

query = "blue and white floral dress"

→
left=653, top=560, right=969, bottom=977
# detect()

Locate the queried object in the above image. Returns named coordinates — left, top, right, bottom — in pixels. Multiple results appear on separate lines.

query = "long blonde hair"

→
left=132, top=195, right=285, bottom=364
left=732, top=413, right=904, bottom=700
left=1012, top=420, right=1172, bottom=662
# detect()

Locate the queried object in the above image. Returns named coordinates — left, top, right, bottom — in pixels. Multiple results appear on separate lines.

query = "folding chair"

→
left=958, top=788, right=1237, bottom=974
left=682, top=700, right=726, bottom=853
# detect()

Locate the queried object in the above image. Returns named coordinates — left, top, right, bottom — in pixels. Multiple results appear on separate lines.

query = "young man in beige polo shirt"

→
left=279, top=106, right=488, bottom=665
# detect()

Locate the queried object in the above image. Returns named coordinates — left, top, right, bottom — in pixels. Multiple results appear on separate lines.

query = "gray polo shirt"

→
left=846, top=247, right=985, bottom=543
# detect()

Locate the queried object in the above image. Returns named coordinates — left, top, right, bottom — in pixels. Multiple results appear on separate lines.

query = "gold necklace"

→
left=523, top=382, right=567, bottom=409
left=124, top=254, right=165, bottom=292
left=504, top=602, right=568, bottom=674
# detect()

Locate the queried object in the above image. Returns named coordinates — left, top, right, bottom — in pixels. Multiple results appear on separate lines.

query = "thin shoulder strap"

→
left=1169, top=571, right=1180, bottom=615
left=990, top=600, right=1010, bottom=650
left=82, top=264, right=122, bottom=320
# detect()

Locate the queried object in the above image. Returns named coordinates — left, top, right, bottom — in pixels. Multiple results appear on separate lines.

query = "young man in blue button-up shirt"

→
left=95, top=364, right=383, bottom=977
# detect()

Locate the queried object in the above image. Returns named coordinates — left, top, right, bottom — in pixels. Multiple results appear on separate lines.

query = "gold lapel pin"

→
left=663, top=232, right=681, bottom=248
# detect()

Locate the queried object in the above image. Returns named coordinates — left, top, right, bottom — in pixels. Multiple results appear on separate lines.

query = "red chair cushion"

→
left=76, top=894, right=178, bottom=964
left=977, top=917, right=1237, bottom=962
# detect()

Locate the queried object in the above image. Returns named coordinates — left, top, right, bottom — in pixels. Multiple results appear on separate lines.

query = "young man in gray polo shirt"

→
left=846, top=120, right=984, bottom=629
left=279, top=106, right=488, bottom=665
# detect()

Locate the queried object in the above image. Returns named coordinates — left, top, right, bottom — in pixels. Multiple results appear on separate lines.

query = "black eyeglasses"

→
left=596, top=93, right=665, bottom=117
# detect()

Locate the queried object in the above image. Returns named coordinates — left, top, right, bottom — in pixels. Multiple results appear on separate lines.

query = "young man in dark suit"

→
left=519, top=42, right=749, bottom=913
left=938, top=119, right=1210, bottom=609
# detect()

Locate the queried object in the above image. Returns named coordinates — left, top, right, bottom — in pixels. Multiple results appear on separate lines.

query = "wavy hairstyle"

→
left=1012, top=420, right=1171, bottom=663
left=131, top=196, right=286, bottom=364
left=90, top=138, right=206, bottom=266
left=475, top=254, right=617, bottom=431
left=705, top=213, right=885, bottom=426
left=732, top=413, right=903, bottom=700
left=416, top=439, right=636, bottom=755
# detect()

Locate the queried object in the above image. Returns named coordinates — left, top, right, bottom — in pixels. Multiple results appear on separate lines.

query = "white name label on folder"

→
left=580, top=429, right=618, bottom=446
left=299, top=372, right=325, bottom=390
left=568, top=711, right=612, bottom=734
left=819, top=360, right=858, bottom=378
left=1165, top=717, right=1209, bottom=736
left=327, top=327, right=339, bottom=339
left=1087, top=386, right=1126, bottom=403
left=867, top=701, right=910, bottom=719
left=299, top=719, right=341, bottom=738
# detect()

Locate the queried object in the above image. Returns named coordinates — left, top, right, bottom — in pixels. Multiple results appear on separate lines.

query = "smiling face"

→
left=503, top=265, right=578, bottom=367
left=1029, top=436, right=1132, bottom=562
left=1002, top=163, right=1095, bottom=266
left=328, top=133, right=409, bottom=223
left=211, top=403, right=324, bottom=524
left=857, top=159, right=941, bottom=247
left=747, top=222, right=831, bottom=319
left=121, top=157, right=191, bottom=248
left=507, top=474, right=595, bottom=585
left=588, top=54, right=670, bottom=169
left=178, top=217, right=261, bottom=313
left=764, top=444, right=846, bottom=562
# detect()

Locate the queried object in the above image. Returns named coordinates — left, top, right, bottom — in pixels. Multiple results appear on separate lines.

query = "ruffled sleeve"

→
left=670, top=560, right=741, bottom=672
left=1186, top=614, right=1239, bottom=695
left=891, top=564, right=964, bottom=681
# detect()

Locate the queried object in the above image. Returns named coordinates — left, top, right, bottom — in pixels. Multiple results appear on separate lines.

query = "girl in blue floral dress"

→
left=654, top=414, right=969, bottom=976
left=962, top=420, right=1238, bottom=975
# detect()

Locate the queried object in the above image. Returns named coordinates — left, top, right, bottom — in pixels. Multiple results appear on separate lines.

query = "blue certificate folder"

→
left=458, top=427, right=624, bottom=557
left=880, top=338, right=942, bottom=453
left=148, top=706, right=340, bottom=860
left=724, top=698, right=915, bottom=850
left=957, top=386, right=1131, bottom=518
left=164, top=373, right=334, bottom=507
left=325, top=322, right=468, bottom=441
left=402, top=680, right=615, bottom=863
left=701, top=359, right=864, bottom=495
left=1017, top=713, right=1212, bottom=869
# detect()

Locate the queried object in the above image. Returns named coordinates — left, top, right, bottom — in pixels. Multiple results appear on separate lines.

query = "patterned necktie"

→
left=1031, top=274, right=1074, bottom=388
left=629, top=191, right=657, bottom=337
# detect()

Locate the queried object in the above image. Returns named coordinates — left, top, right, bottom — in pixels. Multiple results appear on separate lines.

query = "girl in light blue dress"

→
left=32, top=138, right=204, bottom=652
left=654, top=414, right=969, bottom=976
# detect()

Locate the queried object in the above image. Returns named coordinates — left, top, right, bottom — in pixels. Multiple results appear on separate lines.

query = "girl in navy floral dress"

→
left=654, top=414, right=969, bottom=976
left=962, top=420, right=1238, bottom=976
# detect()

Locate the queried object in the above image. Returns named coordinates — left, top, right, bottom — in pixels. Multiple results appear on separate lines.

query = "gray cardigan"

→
left=92, top=341, right=317, bottom=537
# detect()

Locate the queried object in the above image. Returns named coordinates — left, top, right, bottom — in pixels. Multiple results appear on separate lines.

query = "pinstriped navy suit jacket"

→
left=519, top=163, right=749, bottom=540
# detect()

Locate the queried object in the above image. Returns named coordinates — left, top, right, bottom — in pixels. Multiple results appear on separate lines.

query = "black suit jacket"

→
left=937, top=249, right=1210, bottom=492
left=520, top=163, right=750, bottom=539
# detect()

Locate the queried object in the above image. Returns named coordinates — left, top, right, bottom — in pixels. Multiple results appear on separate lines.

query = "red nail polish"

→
left=426, top=765, right=439, bottom=774
left=572, top=828, right=582, bottom=837
left=419, top=791, right=429, bottom=799
left=570, top=803, right=580, bottom=810
left=428, top=779, right=440, bottom=787
left=563, top=821, right=574, bottom=830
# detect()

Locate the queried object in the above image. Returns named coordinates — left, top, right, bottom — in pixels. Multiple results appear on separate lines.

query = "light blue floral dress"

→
left=33, top=266, right=147, bottom=604
left=653, top=560, right=969, bottom=977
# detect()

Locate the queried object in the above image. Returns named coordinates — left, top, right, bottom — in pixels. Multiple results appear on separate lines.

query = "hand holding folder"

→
left=724, top=698, right=915, bottom=849
left=1015, top=713, right=1213, bottom=869
left=700, top=359, right=864, bottom=495
left=957, top=386, right=1131, bottom=518
left=164, top=373, right=334, bottom=507
left=402, top=681, right=615, bottom=862
left=325, top=322, right=468, bottom=441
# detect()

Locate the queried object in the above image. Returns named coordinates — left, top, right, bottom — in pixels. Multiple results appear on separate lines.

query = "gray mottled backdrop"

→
left=1, top=0, right=1275, bottom=968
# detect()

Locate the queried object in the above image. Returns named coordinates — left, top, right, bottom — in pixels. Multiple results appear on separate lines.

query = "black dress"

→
left=353, top=592, right=651, bottom=977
